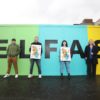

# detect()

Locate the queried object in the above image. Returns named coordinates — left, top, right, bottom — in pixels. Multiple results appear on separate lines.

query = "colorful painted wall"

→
left=87, top=26, right=100, bottom=75
left=0, top=25, right=99, bottom=76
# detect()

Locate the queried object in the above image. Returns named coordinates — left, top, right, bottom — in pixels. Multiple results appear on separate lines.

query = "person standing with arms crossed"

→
left=85, top=39, right=98, bottom=78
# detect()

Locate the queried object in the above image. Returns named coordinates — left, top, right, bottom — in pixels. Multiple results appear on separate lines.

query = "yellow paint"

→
left=88, top=25, right=100, bottom=74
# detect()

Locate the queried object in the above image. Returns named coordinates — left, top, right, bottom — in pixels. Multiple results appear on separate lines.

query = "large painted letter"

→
left=45, top=40, right=58, bottom=58
left=71, top=40, right=84, bottom=58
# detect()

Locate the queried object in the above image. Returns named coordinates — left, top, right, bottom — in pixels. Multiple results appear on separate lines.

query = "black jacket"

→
left=84, top=45, right=98, bottom=64
left=29, top=42, right=42, bottom=54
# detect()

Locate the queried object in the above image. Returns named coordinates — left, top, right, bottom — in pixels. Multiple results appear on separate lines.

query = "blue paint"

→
left=39, top=25, right=88, bottom=75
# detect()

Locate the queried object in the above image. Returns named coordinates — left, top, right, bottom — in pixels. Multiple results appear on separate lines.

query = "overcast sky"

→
left=0, top=0, right=99, bottom=24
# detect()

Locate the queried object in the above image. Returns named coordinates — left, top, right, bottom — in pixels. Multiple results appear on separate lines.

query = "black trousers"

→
left=30, top=59, right=41, bottom=74
left=87, top=60, right=96, bottom=77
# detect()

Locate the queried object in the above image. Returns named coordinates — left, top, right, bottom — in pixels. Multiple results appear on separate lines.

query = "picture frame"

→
left=30, top=45, right=41, bottom=59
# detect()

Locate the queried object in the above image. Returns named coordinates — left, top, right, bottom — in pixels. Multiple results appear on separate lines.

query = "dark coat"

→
left=84, top=45, right=98, bottom=64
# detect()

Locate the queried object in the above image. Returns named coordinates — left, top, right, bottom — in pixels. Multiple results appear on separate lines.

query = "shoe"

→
left=4, top=74, right=10, bottom=78
left=68, top=73, right=71, bottom=80
left=60, top=73, right=64, bottom=79
left=28, top=74, right=33, bottom=78
left=15, top=74, right=18, bottom=78
left=38, top=74, right=42, bottom=78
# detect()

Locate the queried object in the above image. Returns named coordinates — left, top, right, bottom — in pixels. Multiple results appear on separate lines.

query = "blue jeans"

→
left=29, top=59, right=41, bottom=74
left=60, top=61, right=70, bottom=74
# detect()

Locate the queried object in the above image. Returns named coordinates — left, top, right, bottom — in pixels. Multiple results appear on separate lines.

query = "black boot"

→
left=68, top=73, right=71, bottom=80
left=60, top=73, right=64, bottom=79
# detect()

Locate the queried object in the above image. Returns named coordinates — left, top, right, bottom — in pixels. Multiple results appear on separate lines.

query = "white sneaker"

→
left=38, top=74, right=42, bottom=78
left=28, top=74, right=33, bottom=78
left=15, top=74, right=18, bottom=78
left=4, top=74, right=10, bottom=78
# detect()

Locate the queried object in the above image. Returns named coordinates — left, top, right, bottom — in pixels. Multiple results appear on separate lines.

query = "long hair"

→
left=61, top=40, right=68, bottom=47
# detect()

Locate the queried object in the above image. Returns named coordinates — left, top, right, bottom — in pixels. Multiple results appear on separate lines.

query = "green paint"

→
left=0, top=25, right=39, bottom=75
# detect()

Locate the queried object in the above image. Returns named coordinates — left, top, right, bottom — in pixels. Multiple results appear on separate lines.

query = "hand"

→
left=91, top=52, right=93, bottom=55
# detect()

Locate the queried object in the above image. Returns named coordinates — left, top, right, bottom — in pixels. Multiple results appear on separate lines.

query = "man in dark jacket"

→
left=28, top=36, right=42, bottom=78
left=4, top=39, right=20, bottom=78
left=85, top=39, right=98, bottom=78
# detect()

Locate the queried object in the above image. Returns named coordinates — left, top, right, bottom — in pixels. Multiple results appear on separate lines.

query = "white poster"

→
left=30, top=45, right=41, bottom=59
left=60, top=47, right=71, bottom=61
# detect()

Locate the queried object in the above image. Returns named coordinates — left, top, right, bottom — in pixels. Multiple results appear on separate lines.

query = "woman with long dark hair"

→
left=60, top=40, right=71, bottom=80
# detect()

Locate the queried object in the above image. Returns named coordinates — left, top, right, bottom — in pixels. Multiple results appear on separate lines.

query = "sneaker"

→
left=38, top=74, right=42, bottom=78
left=4, top=74, right=10, bottom=78
left=28, top=74, right=33, bottom=78
left=15, top=74, right=18, bottom=78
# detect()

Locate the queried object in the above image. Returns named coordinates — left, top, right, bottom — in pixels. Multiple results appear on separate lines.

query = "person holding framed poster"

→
left=28, top=36, right=42, bottom=79
left=60, top=40, right=71, bottom=80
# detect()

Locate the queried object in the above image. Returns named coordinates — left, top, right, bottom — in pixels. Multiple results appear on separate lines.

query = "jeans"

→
left=29, top=59, right=41, bottom=74
left=60, top=61, right=70, bottom=74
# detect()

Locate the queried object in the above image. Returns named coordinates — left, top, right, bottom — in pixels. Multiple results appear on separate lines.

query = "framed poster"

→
left=60, top=47, right=71, bottom=61
left=30, top=45, right=41, bottom=59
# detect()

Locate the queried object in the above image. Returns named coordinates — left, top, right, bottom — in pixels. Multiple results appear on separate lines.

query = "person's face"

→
left=34, top=36, right=38, bottom=42
left=12, top=40, right=16, bottom=44
left=63, top=42, right=66, bottom=46
left=89, top=40, right=94, bottom=45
